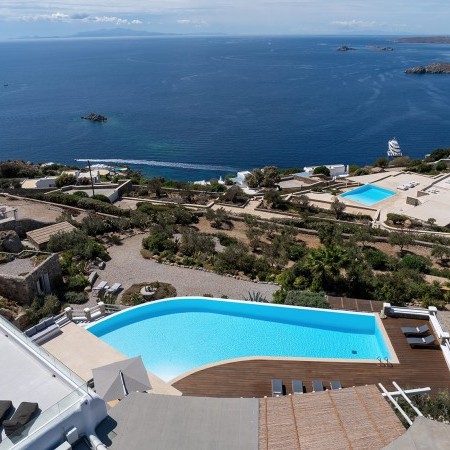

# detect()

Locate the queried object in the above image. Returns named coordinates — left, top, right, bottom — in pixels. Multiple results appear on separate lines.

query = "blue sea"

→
left=1, top=36, right=449, bottom=180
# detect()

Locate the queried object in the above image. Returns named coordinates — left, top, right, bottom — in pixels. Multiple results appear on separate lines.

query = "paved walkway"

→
left=94, top=234, right=278, bottom=305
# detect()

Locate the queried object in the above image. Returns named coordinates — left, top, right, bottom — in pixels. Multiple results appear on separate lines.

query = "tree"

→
left=388, top=231, right=414, bottom=255
left=330, top=197, right=346, bottom=219
left=55, top=173, right=77, bottom=188
left=317, top=223, right=343, bottom=246
left=427, top=217, right=437, bottom=227
left=351, top=226, right=374, bottom=248
left=245, top=169, right=264, bottom=188
left=295, top=194, right=310, bottom=210
left=264, top=190, right=287, bottom=210
left=374, top=157, right=389, bottom=168
left=262, top=166, right=281, bottom=188
left=312, top=166, right=330, bottom=177
left=304, top=245, right=347, bottom=292
left=180, top=229, right=215, bottom=258
left=431, top=245, right=450, bottom=265
left=246, top=226, right=263, bottom=252
left=435, top=161, right=448, bottom=172
left=147, top=177, right=164, bottom=198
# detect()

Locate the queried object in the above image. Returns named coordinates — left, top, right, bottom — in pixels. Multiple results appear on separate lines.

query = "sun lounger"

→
left=312, top=380, right=324, bottom=392
left=106, top=283, right=122, bottom=295
left=3, top=402, right=39, bottom=437
left=93, top=280, right=108, bottom=292
left=397, top=185, right=408, bottom=191
left=330, top=380, right=342, bottom=390
left=0, top=400, right=12, bottom=422
left=407, top=335, right=436, bottom=347
left=272, top=379, right=283, bottom=397
left=292, top=380, right=304, bottom=394
left=401, top=325, right=429, bottom=336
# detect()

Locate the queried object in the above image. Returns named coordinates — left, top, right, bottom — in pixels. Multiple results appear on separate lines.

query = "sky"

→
left=0, top=1, right=449, bottom=39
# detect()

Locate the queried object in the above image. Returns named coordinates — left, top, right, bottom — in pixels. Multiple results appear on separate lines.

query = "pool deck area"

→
left=173, top=316, right=450, bottom=397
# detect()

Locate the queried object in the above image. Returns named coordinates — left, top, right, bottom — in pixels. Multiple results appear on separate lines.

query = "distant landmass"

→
left=395, top=36, right=450, bottom=44
left=405, top=62, right=450, bottom=74
left=16, top=28, right=227, bottom=40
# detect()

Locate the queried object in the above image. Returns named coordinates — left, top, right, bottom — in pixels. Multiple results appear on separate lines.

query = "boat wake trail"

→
left=75, top=158, right=236, bottom=172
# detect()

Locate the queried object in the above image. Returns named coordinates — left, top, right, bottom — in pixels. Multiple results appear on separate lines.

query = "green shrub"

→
left=312, top=166, right=331, bottom=177
left=216, top=232, right=238, bottom=247
left=365, top=249, right=393, bottom=271
left=92, top=194, right=111, bottom=203
left=284, top=290, right=330, bottom=309
left=409, top=389, right=450, bottom=422
left=67, top=274, right=89, bottom=292
left=72, top=191, right=89, bottom=198
left=386, top=213, right=408, bottom=225
left=400, top=254, right=431, bottom=273
left=64, top=291, right=88, bottom=304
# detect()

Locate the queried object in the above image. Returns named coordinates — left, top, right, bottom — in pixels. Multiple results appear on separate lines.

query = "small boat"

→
left=387, top=137, right=402, bottom=157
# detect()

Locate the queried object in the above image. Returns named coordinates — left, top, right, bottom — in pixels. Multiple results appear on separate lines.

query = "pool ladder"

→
left=377, top=356, right=393, bottom=367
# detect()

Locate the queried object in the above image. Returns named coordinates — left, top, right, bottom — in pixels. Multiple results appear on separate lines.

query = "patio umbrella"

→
left=92, top=356, right=151, bottom=402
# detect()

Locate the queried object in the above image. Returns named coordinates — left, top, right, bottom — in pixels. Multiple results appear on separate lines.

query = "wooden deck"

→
left=327, top=296, right=383, bottom=313
left=173, top=316, right=450, bottom=398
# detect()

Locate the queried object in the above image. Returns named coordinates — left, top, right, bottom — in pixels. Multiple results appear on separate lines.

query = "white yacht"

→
left=387, top=138, right=403, bottom=157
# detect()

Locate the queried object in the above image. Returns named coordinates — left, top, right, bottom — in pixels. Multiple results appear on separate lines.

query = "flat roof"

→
left=0, top=257, right=35, bottom=277
left=26, top=221, right=76, bottom=246
left=96, top=392, right=259, bottom=450
left=0, top=327, right=75, bottom=442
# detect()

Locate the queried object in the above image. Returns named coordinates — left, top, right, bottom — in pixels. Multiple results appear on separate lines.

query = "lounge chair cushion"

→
left=24, top=326, right=36, bottom=337
left=0, top=400, right=12, bottom=422
left=292, top=380, right=304, bottom=394
left=3, top=402, right=39, bottom=436
left=35, top=322, right=46, bottom=332
left=312, top=380, right=324, bottom=392
left=272, top=379, right=283, bottom=396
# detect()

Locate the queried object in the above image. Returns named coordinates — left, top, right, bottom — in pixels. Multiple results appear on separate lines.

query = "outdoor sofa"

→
left=0, top=400, right=12, bottom=422
left=24, top=318, right=61, bottom=345
left=3, top=402, right=39, bottom=437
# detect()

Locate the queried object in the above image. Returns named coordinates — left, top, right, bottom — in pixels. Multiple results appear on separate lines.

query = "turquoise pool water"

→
left=87, top=298, right=391, bottom=381
left=340, top=184, right=396, bottom=206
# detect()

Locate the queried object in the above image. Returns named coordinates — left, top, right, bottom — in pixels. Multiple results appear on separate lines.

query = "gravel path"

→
left=94, top=234, right=278, bottom=305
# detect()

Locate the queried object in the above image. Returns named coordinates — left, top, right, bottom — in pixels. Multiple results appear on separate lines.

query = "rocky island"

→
left=405, top=62, right=450, bottom=74
left=81, top=113, right=107, bottom=122
left=367, top=46, right=394, bottom=51
left=336, top=45, right=356, bottom=51
left=395, top=36, right=450, bottom=44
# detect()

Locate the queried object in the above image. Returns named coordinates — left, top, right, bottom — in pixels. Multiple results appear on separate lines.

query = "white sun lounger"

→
left=106, top=283, right=122, bottom=295
left=93, top=281, right=108, bottom=292
left=397, top=185, right=408, bottom=191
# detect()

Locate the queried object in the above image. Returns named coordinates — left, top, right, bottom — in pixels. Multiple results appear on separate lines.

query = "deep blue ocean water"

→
left=1, top=36, right=449, bottom=180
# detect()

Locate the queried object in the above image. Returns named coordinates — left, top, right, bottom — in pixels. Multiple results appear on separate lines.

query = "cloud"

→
left=176, top=18, right=208, bottom=26
left=331, top=19, right=381, bottom=29
left=18, top=12, right=143, bottom=25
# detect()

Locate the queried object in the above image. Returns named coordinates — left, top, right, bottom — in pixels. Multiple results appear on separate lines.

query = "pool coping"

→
left=87, top=296, right=400, bottom=383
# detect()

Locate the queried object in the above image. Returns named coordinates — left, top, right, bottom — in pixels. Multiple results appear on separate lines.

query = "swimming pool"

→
left=87, top=298, right=394, bottom=382
left=340, top=184, right=396, bottom=206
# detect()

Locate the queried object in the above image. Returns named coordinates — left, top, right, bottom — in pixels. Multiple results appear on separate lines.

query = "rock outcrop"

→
left=81, top=113, right=107, bottom=122
left=0, top=230, right=23, bottom=253
left=337, top=45, right=356, bottom=51
left=405, top=62, right=450, bottom=74
left=368, top=46, right=394, bottom=51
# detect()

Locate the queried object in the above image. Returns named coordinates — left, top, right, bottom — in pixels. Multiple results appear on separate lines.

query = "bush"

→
left=56, top=173, right=77, bottom=188
left=313, top=166, right=331, bottom=177
left=72, top=191, right=89, bottom=198
left=365, top=249, right=394, bottom=271
left=284, top=290, right=330, bottom=309
left=216, top=232, right=238, bottom=247
left=408, top=389, right=450, bottom=422
left=92, top=194, right=111, bottom=203
left=67, top=274, right=89, bottom=291
left=399, top=254, right=431, bottom=273
left=64, top=291, right=88, bottom=304
left=386, top=213, right=408, bottom=225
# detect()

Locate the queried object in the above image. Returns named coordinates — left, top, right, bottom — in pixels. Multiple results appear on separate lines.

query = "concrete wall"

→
left=0, top=253, right=62, bottom=305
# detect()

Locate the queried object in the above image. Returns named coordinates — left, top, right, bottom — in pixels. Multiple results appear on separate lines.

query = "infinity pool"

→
left=340, top=184, right=396, bottom=206
left=88, top=298, right=392, bottom=382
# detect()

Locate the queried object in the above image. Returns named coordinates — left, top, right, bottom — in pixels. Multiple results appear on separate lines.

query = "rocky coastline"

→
left=405, top=62, right=450, bottom=74
left=81, top=113, right=107, bottom=122
left=336, top=45, right=356, bottom=51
